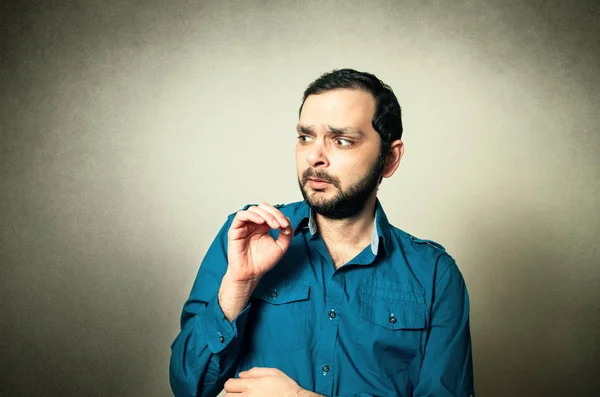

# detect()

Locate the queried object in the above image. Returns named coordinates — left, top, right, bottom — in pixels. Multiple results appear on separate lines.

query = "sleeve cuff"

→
left=200, top=294, right=251, bottom=354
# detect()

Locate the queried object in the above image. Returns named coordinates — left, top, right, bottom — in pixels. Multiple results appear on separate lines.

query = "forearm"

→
left=169, top=325, right=222, bottom=397
left=218, top=272, right=258, bottom=322
left=170, top=294, right=251, bottom=397
left=302, top=392, right=378, bottom=397
left=298, top=391, right=325, bottom=397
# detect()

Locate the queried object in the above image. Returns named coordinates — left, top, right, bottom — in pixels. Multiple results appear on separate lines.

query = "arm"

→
left=413, top=259, right=475, bottom=397
left=224, top=369, right=377, bottom=397
left=170, top=204, right=294, bottom=397
left=169, top=216, right=252, bottom=397
left=331, top=392, right=384, bottom=397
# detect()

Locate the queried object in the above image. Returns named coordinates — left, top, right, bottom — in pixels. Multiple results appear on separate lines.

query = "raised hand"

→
left=226, top=203, right=293, bottom=282
left=218, top=203, right=293, bottom=322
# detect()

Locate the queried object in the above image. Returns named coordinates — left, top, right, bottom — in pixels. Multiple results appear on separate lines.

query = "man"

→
left=169, top=69, right=475, bottom=397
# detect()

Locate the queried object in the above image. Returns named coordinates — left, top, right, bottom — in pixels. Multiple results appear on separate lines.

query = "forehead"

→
left=299, top=89, right=376, bottom=130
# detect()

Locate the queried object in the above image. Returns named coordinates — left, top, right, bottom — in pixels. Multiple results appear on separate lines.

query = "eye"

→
left=297, top=135, right=313, bottom=143
left=334, top=137, right=353, bottom=147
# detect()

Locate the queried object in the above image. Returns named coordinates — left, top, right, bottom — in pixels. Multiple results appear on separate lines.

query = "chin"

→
left=308, top=188, right=333, bottom=198
left=307, top=194, right=334, bottom=206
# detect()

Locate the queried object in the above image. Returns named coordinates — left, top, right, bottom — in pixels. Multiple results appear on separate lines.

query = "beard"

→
left=298, top=155, right=385, bottom=220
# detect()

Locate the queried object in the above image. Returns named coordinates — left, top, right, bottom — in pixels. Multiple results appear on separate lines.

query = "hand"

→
left=226, top=203, right=293, bottom=283
left=223, top=367, right=320, bottom=397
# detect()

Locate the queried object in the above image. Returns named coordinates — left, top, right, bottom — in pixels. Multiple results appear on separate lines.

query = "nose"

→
left=305, top=139, right=329, bottom=168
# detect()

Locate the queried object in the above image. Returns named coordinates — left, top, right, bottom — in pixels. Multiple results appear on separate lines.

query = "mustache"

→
left=301, top=169, right=341, bottom=189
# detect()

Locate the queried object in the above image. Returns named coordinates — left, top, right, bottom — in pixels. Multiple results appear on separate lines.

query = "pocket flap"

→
left=252, top=283, right=310, bottom=305
left=359, top=295, right=427, bottom=330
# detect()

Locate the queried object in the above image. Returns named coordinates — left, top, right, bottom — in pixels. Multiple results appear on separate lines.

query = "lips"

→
left=302, top=169, right=339, bottom=189
left=307, top=178, right=331, bottom=189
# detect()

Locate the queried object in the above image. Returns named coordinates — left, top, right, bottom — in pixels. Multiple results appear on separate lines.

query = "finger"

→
left=228, top=220, right=271, bottom=241
left=223, top=378, right=247, bottom=393
left=257, top=202, right=290, bottom=228
left=230, top=209, right=267, bottom=231
left=229, top=216, right=267, bottom=241
left=247, top=205, right=282, bottom=229
left=239, top=367, right=281, bottom=378
left=246, top=206, right=281, bottom=229
left=253, top=205, right=293, bottom=237
left=275, top=223, right=294, bottom=248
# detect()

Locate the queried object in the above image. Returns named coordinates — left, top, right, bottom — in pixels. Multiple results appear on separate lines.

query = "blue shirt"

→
left=169, top=200, right=475, bottom=397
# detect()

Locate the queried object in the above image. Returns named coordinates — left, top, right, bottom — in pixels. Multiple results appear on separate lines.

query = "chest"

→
left=244, top=271, right=429, bottom=382
left=326, top=244, right=368, bottom=269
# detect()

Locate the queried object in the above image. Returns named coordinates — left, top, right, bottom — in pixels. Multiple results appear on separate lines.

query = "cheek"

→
left=295, top=152, right=307, bottom=178
left=295, top=145, right=306, bottom=163
left=295, top=151, right=304, bottom=168
left=329, top=155, right=366, bottom=183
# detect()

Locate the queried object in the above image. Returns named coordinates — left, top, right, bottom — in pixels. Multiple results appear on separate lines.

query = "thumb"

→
left=274, top=221, right=293, bottom=252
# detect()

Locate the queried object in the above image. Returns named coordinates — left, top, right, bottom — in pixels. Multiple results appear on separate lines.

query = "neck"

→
left=315, top=195, right=378, bottom=248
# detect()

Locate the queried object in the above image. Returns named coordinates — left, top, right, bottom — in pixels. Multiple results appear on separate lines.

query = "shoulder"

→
left=406, top=231, right=448, bottom=252
left=388, top=224, right=448, bottom=252
left=388, top=224, right=457, bottom=273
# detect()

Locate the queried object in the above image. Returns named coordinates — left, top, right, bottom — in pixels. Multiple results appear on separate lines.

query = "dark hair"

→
left=299, top=68, right=403, bottom=150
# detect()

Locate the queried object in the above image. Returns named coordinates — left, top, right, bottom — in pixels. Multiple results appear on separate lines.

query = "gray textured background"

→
left=1, top=1, right=599, bottom=396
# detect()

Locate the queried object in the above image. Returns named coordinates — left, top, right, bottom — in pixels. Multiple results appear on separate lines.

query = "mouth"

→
left=306, top=178, right=332, bottom=189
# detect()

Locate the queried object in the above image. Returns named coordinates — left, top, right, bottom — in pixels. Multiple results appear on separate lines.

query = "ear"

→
left=381, top=140, right=404, bottom=179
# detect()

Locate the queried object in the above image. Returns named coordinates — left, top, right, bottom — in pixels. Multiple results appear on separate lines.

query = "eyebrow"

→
left=327, top=125, right=364, bottom=137
left=296, top=124, right=313, bottom=134
left=296, top=124, right=365, bottom=137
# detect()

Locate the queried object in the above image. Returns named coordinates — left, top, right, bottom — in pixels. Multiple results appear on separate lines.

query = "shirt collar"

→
left=292, top=199, right=392, bottom=257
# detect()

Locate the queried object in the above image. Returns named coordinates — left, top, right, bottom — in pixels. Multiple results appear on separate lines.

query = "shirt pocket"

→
left=354, top=285, right=427, bottom=378
left=246, top=282, right=310, bottom=356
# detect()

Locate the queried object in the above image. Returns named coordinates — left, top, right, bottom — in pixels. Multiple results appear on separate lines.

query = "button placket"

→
left=320, top=279, right=342, bottom=394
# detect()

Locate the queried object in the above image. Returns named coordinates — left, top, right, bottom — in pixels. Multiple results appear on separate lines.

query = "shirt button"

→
left=219, top=335, right=225, bottom=343
left=328, top=310, right=336, bottom=319
left=389, top=315, right=397, bottom=324
left=271, top=289, right=278, bottom=298
left=322, top=364, right=329, bottom=373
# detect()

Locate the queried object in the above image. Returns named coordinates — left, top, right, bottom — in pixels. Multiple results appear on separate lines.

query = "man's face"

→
left=296, top=89, right=385, bottom=219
